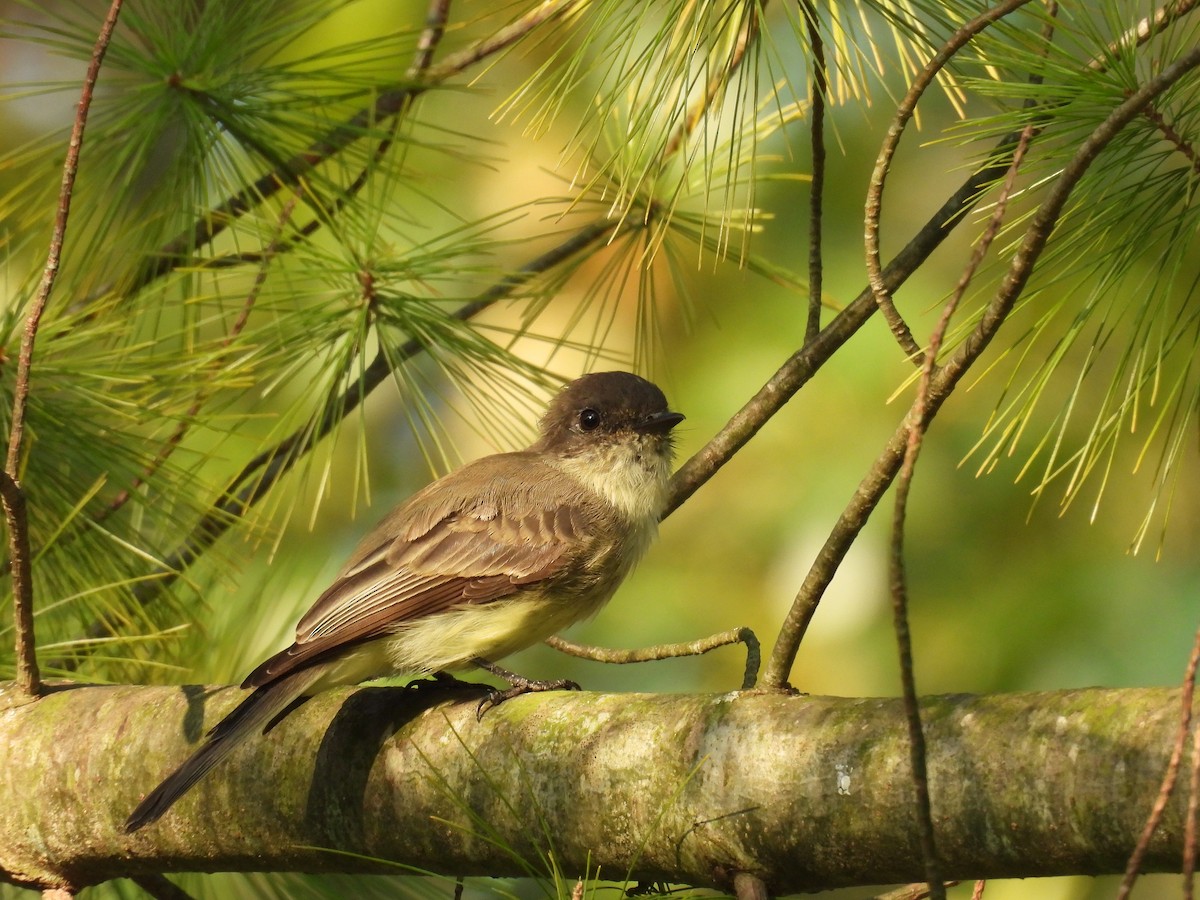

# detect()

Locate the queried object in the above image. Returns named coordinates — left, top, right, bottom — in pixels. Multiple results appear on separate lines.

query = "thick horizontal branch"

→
left=0, top=683, right=1190, bottom=893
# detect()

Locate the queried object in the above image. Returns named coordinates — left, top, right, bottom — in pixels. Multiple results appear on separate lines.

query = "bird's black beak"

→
left=636, top=410, right=685, bottom=434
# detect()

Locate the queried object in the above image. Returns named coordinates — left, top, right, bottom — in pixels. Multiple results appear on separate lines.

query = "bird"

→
left=123, top=370, right=684, bottom=832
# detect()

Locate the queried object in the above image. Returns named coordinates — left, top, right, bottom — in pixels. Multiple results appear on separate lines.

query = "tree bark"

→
left=0, top=681, right=1188, bottom=893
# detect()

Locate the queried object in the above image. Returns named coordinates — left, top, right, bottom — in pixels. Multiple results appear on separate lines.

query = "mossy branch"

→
left=0, top=683, right=1190, bottom=893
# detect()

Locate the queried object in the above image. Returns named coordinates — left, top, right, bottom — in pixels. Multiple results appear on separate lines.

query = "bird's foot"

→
left=472, top=658, right=581, bottom=720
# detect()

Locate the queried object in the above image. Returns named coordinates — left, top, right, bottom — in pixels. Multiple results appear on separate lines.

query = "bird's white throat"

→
left=552, top=436, right=673, bottom=524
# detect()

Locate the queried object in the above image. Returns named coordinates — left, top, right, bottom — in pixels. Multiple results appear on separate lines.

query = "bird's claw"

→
left=475, top=677, right=581, bottom=720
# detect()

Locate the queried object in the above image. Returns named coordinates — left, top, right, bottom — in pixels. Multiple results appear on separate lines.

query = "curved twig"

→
left=545, top=627, right=761, bottom=691
left=864, top=0, right=1035, bottom=366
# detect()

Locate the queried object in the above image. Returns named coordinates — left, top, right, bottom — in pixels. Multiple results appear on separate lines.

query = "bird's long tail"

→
left=123, top=666, right=326, bottom=833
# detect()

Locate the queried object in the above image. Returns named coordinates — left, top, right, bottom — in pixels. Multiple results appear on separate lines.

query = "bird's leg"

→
left=472, top=658, right=581, bottom=719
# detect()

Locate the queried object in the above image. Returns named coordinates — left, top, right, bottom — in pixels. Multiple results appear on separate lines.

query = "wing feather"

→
left=242, top=453, right=607, bottom=688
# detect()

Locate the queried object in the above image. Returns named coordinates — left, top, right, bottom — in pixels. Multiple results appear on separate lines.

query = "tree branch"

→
left=0, top=683, right=1192, bottom=892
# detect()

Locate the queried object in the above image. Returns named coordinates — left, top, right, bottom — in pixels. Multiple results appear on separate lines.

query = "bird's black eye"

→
left=578, top=408, right=601, bottom=431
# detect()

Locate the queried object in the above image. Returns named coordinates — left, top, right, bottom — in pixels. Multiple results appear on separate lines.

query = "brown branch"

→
left=545, top=626, right=761, bottom=690
left=864, top=0, right=1035, bottom=367
left=666, top=118, right=1036, bottom=522
left=801, top=0, right=825, bottom=344
left=761, top=42, right=1200, bottom=691
left=3, top=0, right=124, bottom=698
left=1117, top=618, right=1200, bottom=899
left=1087, top=0, right=1200, bottom=71
left=1140, top=102, right=1200, bottom=173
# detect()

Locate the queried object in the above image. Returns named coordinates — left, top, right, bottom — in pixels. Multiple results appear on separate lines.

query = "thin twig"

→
left=864, top=0, right=1034, bottom=366
left=801, top=0, right=825, bottom=344
left=887, top=511, right=943, bottom=896
left=1086, top=0, right=1200, bottom=71
left=409, top=0, right=452, bottom=78
left=3, top=0, right=124, bottom=697
left=546, top=627, right=761, bottom=690
left=1186, top=709, right=1200, bottom=900
left=885, top=6, right=1050, bottom=887
left=762, top=43, right=1200, bottom=691
left=1117, top=618, right=1200, bottom=899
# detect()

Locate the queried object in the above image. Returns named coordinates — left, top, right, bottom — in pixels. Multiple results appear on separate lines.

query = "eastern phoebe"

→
left=124, top=370, right=683, bottom=832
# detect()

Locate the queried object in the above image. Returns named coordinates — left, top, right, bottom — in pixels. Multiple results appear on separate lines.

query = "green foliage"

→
left=940, top=4, right=1200, bottom=550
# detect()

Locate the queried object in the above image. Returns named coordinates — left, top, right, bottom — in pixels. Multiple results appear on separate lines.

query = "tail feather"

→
left=124, top=667, right=325, bottom=833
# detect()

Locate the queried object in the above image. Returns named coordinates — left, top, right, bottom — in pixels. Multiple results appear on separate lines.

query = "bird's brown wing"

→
left=242, top=457, right=599, bottom=687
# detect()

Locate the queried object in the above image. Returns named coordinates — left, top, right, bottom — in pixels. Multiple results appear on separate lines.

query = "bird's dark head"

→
left=533, top=371, right=684, bottom=454
left=532, top=371, right=684, bottom=520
